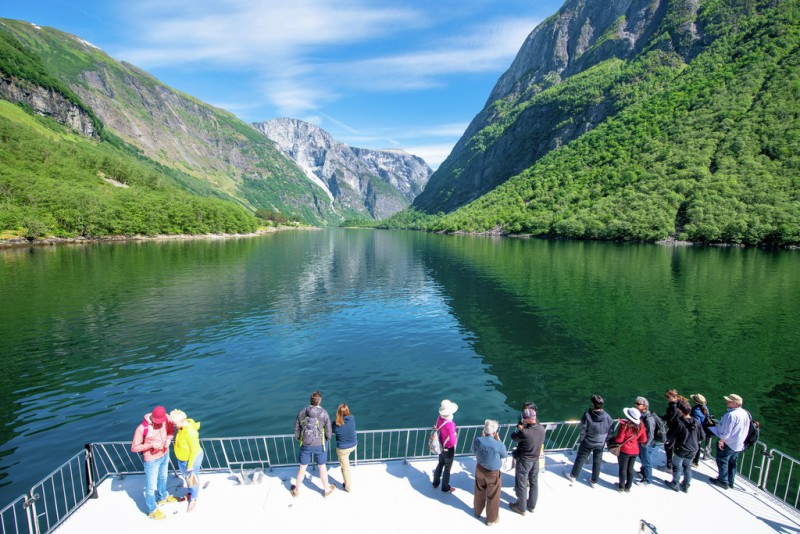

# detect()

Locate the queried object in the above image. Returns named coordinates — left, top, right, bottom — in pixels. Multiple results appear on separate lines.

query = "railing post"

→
left=760, top=447, right=774, bottom=491
left=403, top=431, right=410, bottom=464
left=84, top=444, right=98, bottom=499
left=24, top=493, right=40, bottom=534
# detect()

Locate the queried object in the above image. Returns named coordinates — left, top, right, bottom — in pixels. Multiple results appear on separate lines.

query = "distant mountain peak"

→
left=254, top=118, right=431, bottom=221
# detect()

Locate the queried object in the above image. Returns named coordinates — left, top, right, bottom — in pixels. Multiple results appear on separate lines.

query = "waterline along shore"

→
left=0, top=226, right=320, bottom=249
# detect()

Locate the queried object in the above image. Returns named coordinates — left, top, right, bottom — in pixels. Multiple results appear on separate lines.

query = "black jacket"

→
left=578, top=409, right=614, bottom=449
left=667, top=415, right=705, bottom=458
left=511, top=423, right=546, bottom=460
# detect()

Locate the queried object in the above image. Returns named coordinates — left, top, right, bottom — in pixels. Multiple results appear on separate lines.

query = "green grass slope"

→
left=390, top=0, right=800, bottom=245
left=0, top=100, right=258, bottom=238
left=0, top=19, right=337, bottom=226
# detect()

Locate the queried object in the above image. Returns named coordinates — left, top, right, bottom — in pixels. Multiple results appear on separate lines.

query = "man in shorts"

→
left=291, top=391, right=334, bottom=497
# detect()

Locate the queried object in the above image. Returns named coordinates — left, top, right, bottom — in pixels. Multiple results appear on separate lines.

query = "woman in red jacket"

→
left=614, top=407, right=647, bottom=492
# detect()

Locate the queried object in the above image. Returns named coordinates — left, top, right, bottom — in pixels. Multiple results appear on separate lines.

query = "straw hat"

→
left=691, top=394, right=707, bottom=405
left=724, top=394, right=743, bottom=405
left=438, top=400, right=459, bottom=417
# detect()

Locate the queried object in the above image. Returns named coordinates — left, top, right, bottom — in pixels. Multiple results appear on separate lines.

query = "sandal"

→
left=324, top=484, right=335, bottom=497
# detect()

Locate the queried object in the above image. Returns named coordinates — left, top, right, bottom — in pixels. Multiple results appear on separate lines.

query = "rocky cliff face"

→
left=254, top=118, right=431, bottom=220
left=413, top=0, right=701, bottom=214
left=0, top=76, right=95, bottom=136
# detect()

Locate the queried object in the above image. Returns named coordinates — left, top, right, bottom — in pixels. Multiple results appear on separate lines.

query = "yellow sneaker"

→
left=157, top=495, right=178, bottom=505
left=148, top=509, right=166, bottom=520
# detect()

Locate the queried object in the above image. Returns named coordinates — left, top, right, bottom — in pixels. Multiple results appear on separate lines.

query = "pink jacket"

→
left=131, top=413, right=174, bottom=462
left=436, top=416, right=457, bottom=449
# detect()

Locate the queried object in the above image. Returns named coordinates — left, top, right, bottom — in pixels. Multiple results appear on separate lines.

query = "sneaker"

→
left=446, top=487, right=456, bottom=493
left=187, top=500, right=197, bottom=512
left=624, top=487, right=631, bottom=493
left=589, top=479, right=597, bottom=488
left=324, top=484, right=335, bottom=497
left=665, top=480, right=680, bottom=492
left=617, top=485, right=624, bottom=493
left=487, top=519, right=500, bottom=526
left=156, top=495, right=178, bottom=505
left=564, top=472, right=576, bottom=483
left=148, top=509, right=166, bottom=520
left=526, top=506, right=535, bottom=513
left=635, top=479, right=650, bottom=486
left=680, top=484, right=689, bottom=493
left=691, top=462, right=699, bottom=468
left=509, top=502, right=526, bottom=516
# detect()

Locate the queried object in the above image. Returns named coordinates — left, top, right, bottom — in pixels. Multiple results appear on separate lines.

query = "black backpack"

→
left=743, top=410, right=760, bottom=449
left=650, top=412, right=667, bottom=443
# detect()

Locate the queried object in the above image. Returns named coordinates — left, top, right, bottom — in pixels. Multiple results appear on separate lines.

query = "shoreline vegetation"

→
left=0, top=225, right=319, bottom=250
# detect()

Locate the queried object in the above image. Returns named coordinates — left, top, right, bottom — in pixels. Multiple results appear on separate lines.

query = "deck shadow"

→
left=384, top=460, right=474, bottom=517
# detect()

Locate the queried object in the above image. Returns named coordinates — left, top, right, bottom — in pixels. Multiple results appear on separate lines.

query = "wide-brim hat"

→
left=151, top=406, right=168, bottom=424
left=623, top=407, right=641, bottom=425
left=439, top=399, right=458, bottom=417
left=724, top=394, right=743, bottom=405
left=691, top=394, right=707, bottom=405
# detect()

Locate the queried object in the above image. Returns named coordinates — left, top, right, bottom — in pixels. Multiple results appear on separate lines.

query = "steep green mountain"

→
left=0, top=19, right=337, bottom=226
left=0, top=99, right=257, bottom=238
left=399, top=0, right=800, bottom=245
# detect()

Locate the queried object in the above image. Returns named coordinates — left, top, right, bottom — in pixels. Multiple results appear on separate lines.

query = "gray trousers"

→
left=514, top=457, right=540, bottom=511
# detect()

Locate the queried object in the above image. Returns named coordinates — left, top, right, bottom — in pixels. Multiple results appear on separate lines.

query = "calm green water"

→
left=0, top=230, right=798, bottom=504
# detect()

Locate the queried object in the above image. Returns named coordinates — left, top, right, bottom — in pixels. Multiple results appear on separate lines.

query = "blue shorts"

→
left=299, top=445, right=326, bottom=466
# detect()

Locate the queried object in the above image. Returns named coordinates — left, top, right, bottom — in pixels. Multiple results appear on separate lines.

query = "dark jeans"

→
left=433, top=448, right=455, bottom=491
left=716, top=443, right=740, bottom=487
left=514, top=457, right=540, bottom=511
left=474, top=464, right=501, bottom=523
left=570, top=442, right=604, bottom=482
left=672, top=454, right=694, bottom=487
left=618, top=453, right=637, bottom=489
left=638, top=444, right=655, bottom=483
left=664, top=441, right=674, bottom=467
left=694, top=437, right=710, bottom=464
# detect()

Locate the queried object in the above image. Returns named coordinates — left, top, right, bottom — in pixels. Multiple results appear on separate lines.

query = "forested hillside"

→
left=388, top=0, right=800, bottom=245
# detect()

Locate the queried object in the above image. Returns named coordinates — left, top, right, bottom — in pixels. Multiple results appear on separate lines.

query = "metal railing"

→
left=0, top=495, right=32, bottom=534
left=762, top=449, right=800, bottom=510
left=1, top=424, right=798, bottom=534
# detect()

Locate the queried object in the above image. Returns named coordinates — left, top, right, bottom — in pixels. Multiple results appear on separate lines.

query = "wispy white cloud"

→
left=401, top=143, right=456, bottom=169
left=113, top=0, right=537, bottom=117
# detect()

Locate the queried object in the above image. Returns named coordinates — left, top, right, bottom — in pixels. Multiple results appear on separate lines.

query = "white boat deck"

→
left=56, top=450, right=800, bottom=533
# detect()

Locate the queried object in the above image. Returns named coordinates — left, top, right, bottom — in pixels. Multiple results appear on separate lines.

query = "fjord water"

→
left=0, top=230, right=798, bottom=504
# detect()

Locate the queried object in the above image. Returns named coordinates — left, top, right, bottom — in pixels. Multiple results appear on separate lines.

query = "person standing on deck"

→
left=432, top=399, right=459, bottom=493
left=690, top=394, right=713, bottom=466
left=665, top=399, right=705, bottom=493
left=708, top=394, right=751, bottom=490
left=331, top=403, right=357, bottom=492
left=613, top=408, right=647, bottom=492
left=130, top=405, right=176, bottom=520
left=170, top=409, right=203, bottom=512
left=291, top=391, right=334, bottom=497
left=471, top=419, right=508, bottom=526
left=662, top=389, right=682, bottom=470
left=509, top=407, right=546, bottom=515
left=564, top=394, right=614, bottom=487
left=635, top=397, right=657, bottom=486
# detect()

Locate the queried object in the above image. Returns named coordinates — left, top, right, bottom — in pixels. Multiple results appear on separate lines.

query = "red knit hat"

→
left=151, top=406, right=167, bottom=424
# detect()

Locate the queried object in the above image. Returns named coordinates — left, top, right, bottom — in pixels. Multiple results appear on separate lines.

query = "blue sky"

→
left=3, top=0, right=564, bottom=168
